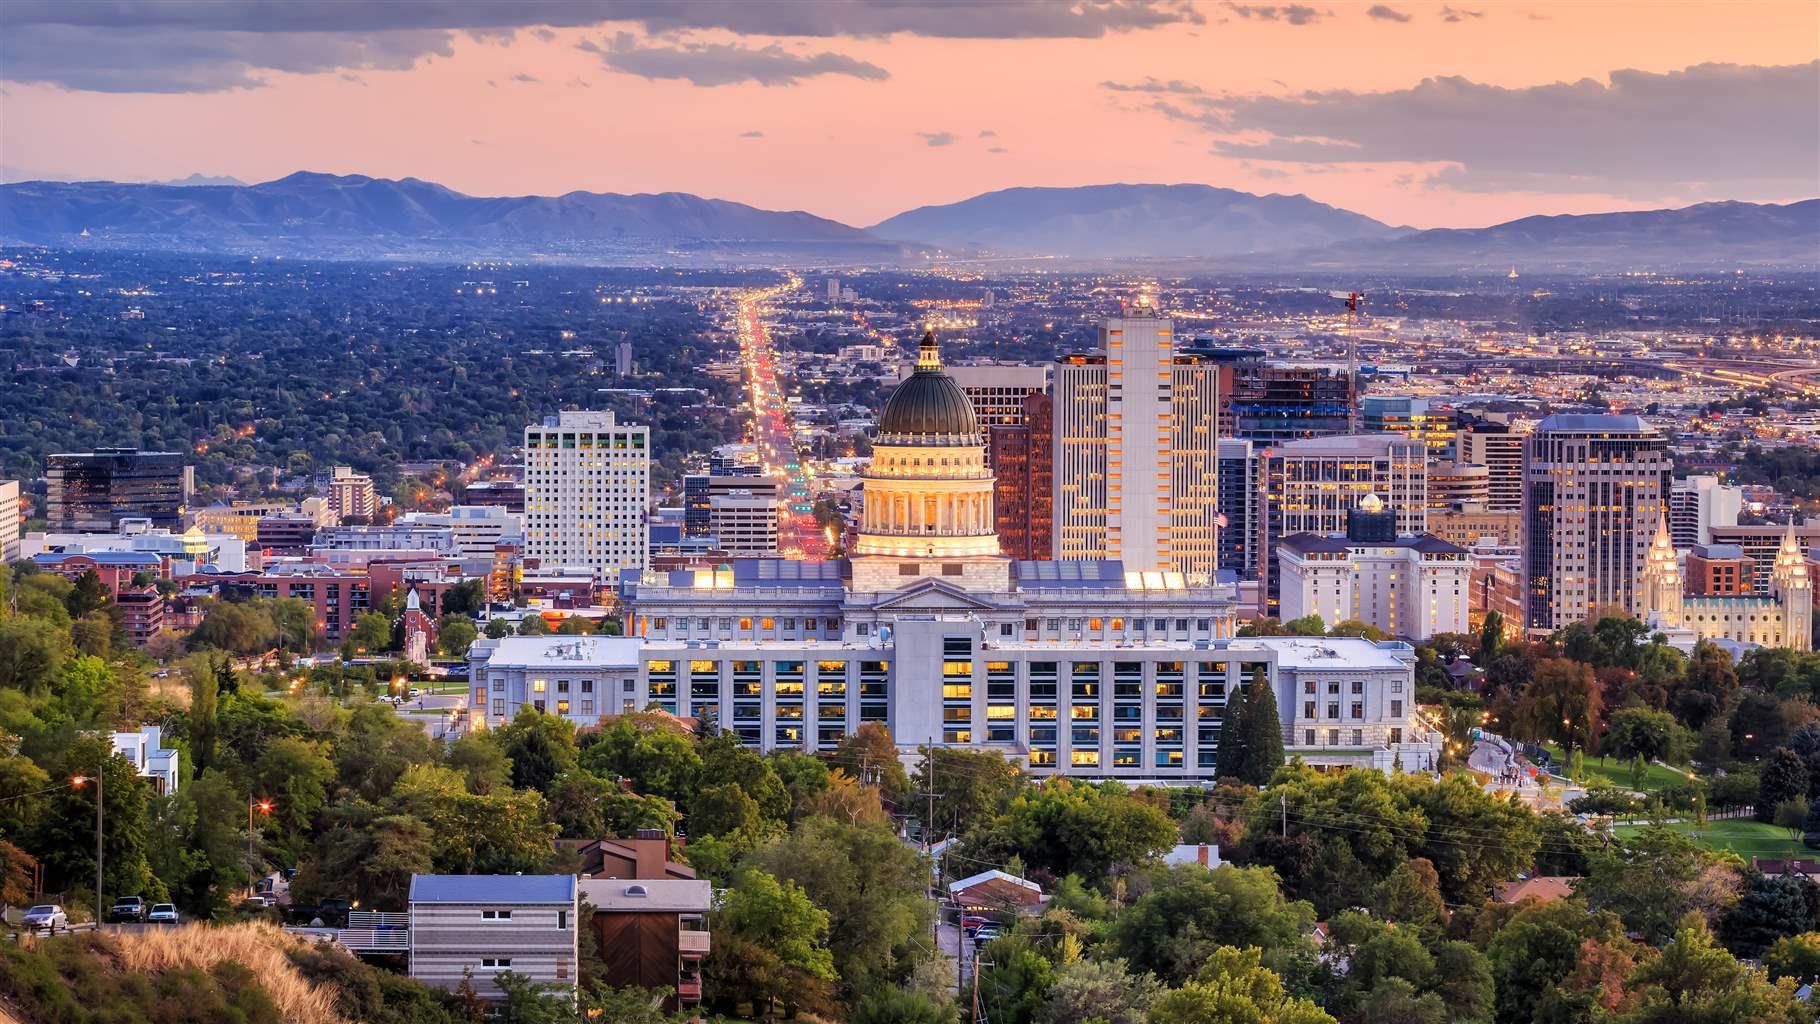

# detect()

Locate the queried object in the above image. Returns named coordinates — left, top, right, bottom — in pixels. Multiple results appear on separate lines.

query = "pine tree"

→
left=1238, top=666, right=1286, bottom=785
left=1214, top=674, right=1247, bottom=782
left=1479, top=610, right=1505, bottom=663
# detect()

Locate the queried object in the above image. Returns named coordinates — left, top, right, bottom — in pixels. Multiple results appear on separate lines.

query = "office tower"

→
left=0, top=480, right=19, bottom=562
left=938, top=364, right=1050, bottom=432
left=827, top=278, right=840, bottom=303
left=399, top=505, right=524, bottom=558
left=1219, top=361, right=1356, bottom=442
left=615, top=340, right=635, bottom=378
left=465, top=480, right=527, bottom=515
left=1052, top=307, right=1221, bottom=578
left=683, top=475, right=783, bottom=557
left=1217, top=439, right=1260, bottom=579
left=47, top=448, right=192, bottom=532
left=1428, top=461, right=1491, bottom=510
left=991, top=393, right=1053, bottom=561
left=1277, top=496, right=1471, bottom=642
left=1668, top=475, right=1742, bottom=548
left=1521, top=415, right=1669, bottom=634
left=708, top=444, right=763, bottom=476
left=1363, top=396, right=1455, bottom=453
left=1256, top=434, right=1428, bottom=613
left=524, top=411, right=651, bottom=583
left=1454, top=415, right=1524, bottom=513
left=1685, top=545, right=1755, bottom=596
left=981, top=288, right=995, bottom=309
left=327, top=466, right=378, bottom=523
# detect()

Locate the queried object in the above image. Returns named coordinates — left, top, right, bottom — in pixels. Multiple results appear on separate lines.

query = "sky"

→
left=1, top=0, right=1816, bottom=229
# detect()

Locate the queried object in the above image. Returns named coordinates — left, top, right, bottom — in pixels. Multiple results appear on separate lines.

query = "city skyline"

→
left=2, top=1, right=1816, bottom=229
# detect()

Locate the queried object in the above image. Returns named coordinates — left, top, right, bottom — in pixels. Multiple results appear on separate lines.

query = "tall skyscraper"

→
left=1668, top=475, right=1742, bottom=548
left=1218, top=360, right=1356, bottom=442
left=327, top=466, right=378, bottom=523
left=1217, top=439, right=1260, bottom=580
left=990, top=393, right=1053, bottom=561
left=47, top=448, right=192, bottom=532
left=0, top=480, right=19, bottom=562
left=826, top=277, right=841, bottom=304
left=1454, top=415, right=1524, bottom=514
left=1052, top=307, right=1221, bottom=578
left=1363, top=396, right=1455, bottom=453
left=935, top=364, right=1049, bottom=433
left=614, top=339, right=635, bottom=378
left=1255, top=434, right=1428, bottom=613
left=1522, top=415, right=1669, bottom=634
left=523, top=411, right=651, bottom=583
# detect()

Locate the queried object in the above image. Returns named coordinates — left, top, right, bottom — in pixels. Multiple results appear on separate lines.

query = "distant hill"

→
left=0, top=171, right=889, bottom=259
left=1318, top=199, right=1820, bottom=271
left=147, top=173, right=246, bottom=187
left=868, top=183, right=1403, bottom=258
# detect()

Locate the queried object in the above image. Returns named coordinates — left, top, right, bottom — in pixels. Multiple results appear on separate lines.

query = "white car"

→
left=21, top=904, right=67, bottom=933
left=147, top=903, right=179, bottom=924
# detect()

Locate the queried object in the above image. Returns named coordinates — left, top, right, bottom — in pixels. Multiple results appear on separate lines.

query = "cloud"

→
left=1102, top=77, right=1204, bottom=95
left=511, top=71, right=539, bottom=83
left=1439, top=6, right=1483, bottom=21
left=918, top=131, right=957, bottom=147
left=986, top=146, right=1008, bottom=154
left=740, top=129, right=765, bottom=138
left=580, top=32, right=888, bottom=87
left=1161, top=61, right=1820, bottom=200
left=1221, top=3, right=1324, bottom=25
left=0, top=1, right=1198, bottom=92
left=1366, top=5, right=1412, bottom=22
left=978, top=129, right=997, bottom=138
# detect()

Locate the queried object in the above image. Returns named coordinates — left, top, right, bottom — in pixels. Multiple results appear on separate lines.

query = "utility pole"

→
left=95, top=763, right=103, bottom=932
left=971, top=951, right=984, bottom=1024
left=1280, top=791, right=1287, bottom=839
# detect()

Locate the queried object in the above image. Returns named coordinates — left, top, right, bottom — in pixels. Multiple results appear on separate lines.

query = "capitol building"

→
left=471, top=332, right=1439, bottom=780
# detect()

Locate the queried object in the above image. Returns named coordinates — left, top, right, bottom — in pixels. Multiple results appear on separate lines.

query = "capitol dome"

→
left=876, top=330, right=980, bottom=445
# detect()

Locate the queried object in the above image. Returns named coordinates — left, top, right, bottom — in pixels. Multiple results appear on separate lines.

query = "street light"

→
left=72, top=769, right=103, bottom=931
left=248, top=799, right=273, bottom=889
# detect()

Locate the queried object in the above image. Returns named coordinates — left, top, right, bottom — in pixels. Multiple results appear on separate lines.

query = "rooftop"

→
left=1534, top=413, right=1656, bottom=434
left=409, top=874, right=576, bottom=904
left=480, top=635, right=646, bottom=670
left=578, top=878, right=712, bottom=912
left=1225, top=636, right=1413, bottom=671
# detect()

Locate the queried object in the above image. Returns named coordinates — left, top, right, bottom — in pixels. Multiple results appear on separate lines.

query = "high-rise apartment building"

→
left=1217, top=439, right=1260, bottom=579
left=1052, top=308, right=1221, bottom=578
left=327, top=466, right=378, bottom=523
left=1363, top=396, right=1456, bottom=453
left=826, top=278, right=841, bottom=304
left=1668, top=475, right=1742, bottom=548
left=1255, top=434, right=1428, bottom=613
left=0, top=480, right=19, bottom=562
left=524, top=411, right=651, bottom=583
left=990, top=393, right=1054, bottom=561
left=47, top=448, right=192, bottom=532
left=1219, top=361, right=1355, bottom=442
left=1454, top=415, right=1524, bottom=514
left=1522, top=415, right=1670, bottom=634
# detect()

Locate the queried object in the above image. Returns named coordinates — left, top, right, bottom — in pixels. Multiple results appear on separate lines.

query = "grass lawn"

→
left=1612, top=817, right=1800, bottom=862
left=1542, top=745, right=1698, bottom=793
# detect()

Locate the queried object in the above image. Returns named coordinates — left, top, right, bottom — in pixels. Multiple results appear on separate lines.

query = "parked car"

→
left=21, top=905, right=67, bottom=933
left=240, top=894, right=273, bottom=910
left=109, top=896, right=147, bottom=922
left=147, top=904, right=179, bottom=924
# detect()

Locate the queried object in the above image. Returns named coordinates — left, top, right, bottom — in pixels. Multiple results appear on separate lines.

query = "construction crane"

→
left=1344, top=291, right=1364, bottom=433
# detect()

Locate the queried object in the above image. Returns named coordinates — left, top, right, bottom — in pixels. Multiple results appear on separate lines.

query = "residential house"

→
left=111, top=726, right=180, bottom=795
left=579, top=877, right=711, bottom=1011
left=948, top=869, right=1046, bottom=915
left=407, top=875, right=578, bottom=1001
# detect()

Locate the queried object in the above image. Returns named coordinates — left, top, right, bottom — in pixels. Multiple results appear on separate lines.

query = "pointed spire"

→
left=916, top=328, right=941, bottom=372
left=405, top=587, right=421, bottom=612
left=1652, top=513, right=1672, bottom=550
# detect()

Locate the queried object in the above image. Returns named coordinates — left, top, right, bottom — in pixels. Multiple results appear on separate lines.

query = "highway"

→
left=735, top=277, right=829, bottom=560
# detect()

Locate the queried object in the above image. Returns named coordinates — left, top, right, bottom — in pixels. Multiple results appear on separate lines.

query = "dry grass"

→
left=110, top=921, right=344, bottom=1024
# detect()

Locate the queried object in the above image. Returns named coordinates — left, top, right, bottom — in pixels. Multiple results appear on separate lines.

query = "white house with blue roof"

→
left=407, top=874, right=578, bottom=1001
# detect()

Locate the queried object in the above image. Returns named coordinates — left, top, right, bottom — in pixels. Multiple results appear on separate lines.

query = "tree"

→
left=1777, top=798, right=1810, bottom=844
left=1233, top=668, right=1285, bottom=786
left=0, top=617, right=70, bottom=697
left=546, top=771, right=676, bottom=839
left=1329, top=620, right=1386, bottom=642
left=959, top=779, right=1176, bottom=884
left=1372, top=858, right=1448, bottom=941
left=345, top=611, right=393, bottom=655
left=1215, top=673, right=1249, bottom=782
left=444, top=734, right=513, bottom=795
left=188, top=654, right=221, bottom=775
left=493, top=708, right=579, bottom=794
left=1511, top=658, right=1602, bottom=760
left=1483, top=899, right=1635, bottom=1024
left=829, top=723, right=912, bottom=801
left=1111, top=865, right=1317, bottom=985
left=247, top=736, right=337, bottom=866
left=388, top=767, right=559, bottom=875
left=1759, top=748, right=1808, bottom=823
left=915, top=747, right=1023, bottom=840
left=579, top=713, right=703, bottom=804
left=1284, top=614, right=1326, bottom=637
left=1430, top=941, right=1495, bottom=1024
left=697, top=731, right=789, bottom=822
left=334, top=702, right=436, bottom=802
left=1149, top=946, right=1335, bottom=1024
left=441, top=579, right=486, bottom=618
left=1035, top=958, right=1160, bottom=1024
left=1719, top=871, right=1818, bottom=959
left=1763, top=932, right=1820, bottom=983
left=707, top=868, right=835, bottom=1018
left=1479, top=611, right=1505, bottom=663
left=65, top=569, right=110, bottom=620
left=689, top=783, right=764, bottom=840
left=517, top=615, right=551, bottom=637
left=437, top=615, right=478, bottom=657
left=1579, top=826, right=1737, bottom=944
left=34, top=738, right=158, bottom=902
left=484, top=618, right=513, bottom=639
left=1626, top=915, right=1807, bottom=1024
left=1603, top=706, right=1693, bottom=783
left=849, top=989, right=953, bottom=1024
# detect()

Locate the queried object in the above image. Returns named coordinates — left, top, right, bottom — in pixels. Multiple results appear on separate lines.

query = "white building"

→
left=111, top=725, right=180, bottom=795
left=401, top=505, right=524, bottom=558
left=1669, top=475, right=1742, bottom=548
left=468, top=635, right=647, bottom=727
left=0, top=480, right=19, bottom=562
left=523, top=411, right=651, bottom=583
left=1641, top=518, right=1812, bottom=653
left=25, top=524, right=248, bottom=574
left=1276, top=496, right=1471, bottom=642
left=1052, top=307, right=1221, bottom=578
left=708, top=485, right=782, bottom=558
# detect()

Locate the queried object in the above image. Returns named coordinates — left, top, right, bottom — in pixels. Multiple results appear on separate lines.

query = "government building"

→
left=471, top=332, right=1438, bottom=780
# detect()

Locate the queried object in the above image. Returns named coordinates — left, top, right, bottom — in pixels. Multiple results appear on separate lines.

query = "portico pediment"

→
left=867, top=578, right=1003, bottom=613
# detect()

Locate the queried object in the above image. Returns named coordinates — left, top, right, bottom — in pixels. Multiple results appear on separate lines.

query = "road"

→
left=734, top=276, right=828, bottom=560
left=391, top=692, right=469, bottom=740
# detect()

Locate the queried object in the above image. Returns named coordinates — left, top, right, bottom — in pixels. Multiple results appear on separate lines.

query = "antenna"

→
left=1344, top=291, right=1364, bottom=433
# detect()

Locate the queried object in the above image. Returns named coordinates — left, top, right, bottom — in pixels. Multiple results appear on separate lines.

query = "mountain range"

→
left=0, top=172, right=1814, bottom=270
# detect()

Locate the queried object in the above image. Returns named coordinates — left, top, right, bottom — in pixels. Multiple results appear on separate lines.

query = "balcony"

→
left=676, top=977, right=703, bottom=1004
left=679, top=929, right=711, bottom=955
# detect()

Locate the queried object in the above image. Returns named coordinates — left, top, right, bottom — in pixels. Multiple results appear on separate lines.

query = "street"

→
left=734, top=278, right=829, bottom=560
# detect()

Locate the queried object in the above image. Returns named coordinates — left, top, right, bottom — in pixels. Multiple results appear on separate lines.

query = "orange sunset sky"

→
left=2, top=0, right=1816, bottom=228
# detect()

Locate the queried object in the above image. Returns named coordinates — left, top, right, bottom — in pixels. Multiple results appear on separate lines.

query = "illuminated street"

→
left=735, top=276, right=828, bottom=560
